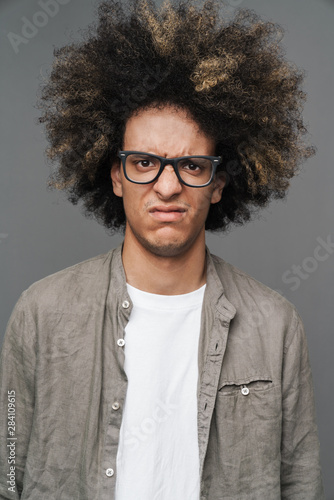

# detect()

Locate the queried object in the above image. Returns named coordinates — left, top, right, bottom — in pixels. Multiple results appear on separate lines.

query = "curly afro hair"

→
left=38, top=0, right=316, bottom=233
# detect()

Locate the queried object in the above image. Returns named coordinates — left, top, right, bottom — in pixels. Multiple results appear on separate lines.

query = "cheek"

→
left=123, top=196, right=138, bottom=220
left=122, top=188, right=149, bottom=219
left=195, top=190, right=215, bottom=213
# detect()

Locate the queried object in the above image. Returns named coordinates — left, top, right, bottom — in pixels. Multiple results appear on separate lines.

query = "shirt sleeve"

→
left=0, top=292, right=36, bottom=500
left=280, top=308, right=325, bottom=499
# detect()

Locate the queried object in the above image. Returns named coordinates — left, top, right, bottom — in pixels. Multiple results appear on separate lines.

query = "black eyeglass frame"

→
left=117, top=151, right=223, bottom=188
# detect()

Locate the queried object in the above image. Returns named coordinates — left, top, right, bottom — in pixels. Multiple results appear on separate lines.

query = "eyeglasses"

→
left=117, top=151, right=223, bottom=188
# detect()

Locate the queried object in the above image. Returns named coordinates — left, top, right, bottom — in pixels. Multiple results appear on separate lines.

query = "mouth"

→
left=149, top=206, right=187, bottom=221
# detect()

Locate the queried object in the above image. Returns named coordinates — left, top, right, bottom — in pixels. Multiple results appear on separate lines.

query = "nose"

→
left=152, top=163, right=183, bottom=197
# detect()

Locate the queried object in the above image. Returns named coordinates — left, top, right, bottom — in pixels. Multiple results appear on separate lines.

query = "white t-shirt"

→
left=115, top=282, right=206, bottom=500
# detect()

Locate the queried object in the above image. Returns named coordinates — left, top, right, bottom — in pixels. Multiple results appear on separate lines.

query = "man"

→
left=0, top=0, right=324, bottom=498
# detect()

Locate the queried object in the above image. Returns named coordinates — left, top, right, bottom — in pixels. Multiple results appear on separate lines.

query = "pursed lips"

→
left=149, top=206, right=186, bottom=213
left=148, top=205, right=187, bottom=221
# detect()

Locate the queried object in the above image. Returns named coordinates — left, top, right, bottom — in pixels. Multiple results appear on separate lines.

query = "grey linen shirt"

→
left=0, top=243, right=324, bottom=499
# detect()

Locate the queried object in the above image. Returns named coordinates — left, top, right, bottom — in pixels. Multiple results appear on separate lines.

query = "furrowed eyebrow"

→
left=146, top=151, right=206, bottom=158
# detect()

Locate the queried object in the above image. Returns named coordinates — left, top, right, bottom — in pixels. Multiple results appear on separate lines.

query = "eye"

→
left=184, top=162, right=201, bottom=171
left=136, top=159, right=154, bottom=168
left=179, top=159, right=206, bottom=175
left=128, top=155, right=159, bottom=169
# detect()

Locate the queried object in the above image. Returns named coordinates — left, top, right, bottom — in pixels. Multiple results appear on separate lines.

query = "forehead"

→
left=123, top=105, right=216, bottom=156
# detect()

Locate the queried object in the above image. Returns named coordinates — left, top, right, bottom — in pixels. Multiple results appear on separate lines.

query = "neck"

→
left=121, top=228, right=207, bottom=295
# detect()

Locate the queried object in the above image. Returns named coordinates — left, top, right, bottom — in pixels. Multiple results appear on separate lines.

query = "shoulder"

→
left=20, top=249, right=115, bottom=315
left=210, top=251, right=300, bottom=329
left=2, top=249, right=118, bottom=350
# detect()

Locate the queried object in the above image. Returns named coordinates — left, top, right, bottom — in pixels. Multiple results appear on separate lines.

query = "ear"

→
left=210, top=171, right=227, bottom=204
left=110, top=158, right=123, bottom=198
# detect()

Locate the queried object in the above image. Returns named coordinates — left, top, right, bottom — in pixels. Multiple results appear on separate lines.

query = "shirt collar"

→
left=109, top=240, right=236, bottom=319
left=203, top=243, right=236, bottom=320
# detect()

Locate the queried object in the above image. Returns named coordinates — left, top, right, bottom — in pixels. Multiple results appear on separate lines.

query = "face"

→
left=110, top=105, right=226, bottom=257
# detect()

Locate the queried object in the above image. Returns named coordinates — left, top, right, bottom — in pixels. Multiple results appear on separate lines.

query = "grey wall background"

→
left=1, top=0, right=333, bottom=496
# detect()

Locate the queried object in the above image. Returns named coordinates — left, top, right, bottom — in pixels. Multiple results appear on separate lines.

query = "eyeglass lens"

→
left=124, top=154, right=213, bottom=186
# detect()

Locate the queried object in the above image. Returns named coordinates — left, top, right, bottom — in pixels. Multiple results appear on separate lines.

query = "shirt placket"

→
left=197, top=313, right=233, bottom=500
left=101, top=292, right=132, bottom=499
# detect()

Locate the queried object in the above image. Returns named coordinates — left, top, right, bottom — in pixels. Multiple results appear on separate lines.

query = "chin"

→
left=127, top=219, right=201, bottom=258
left=133, top=228, right=191, bottom=257
left=142, top=237, right=190, bottom=257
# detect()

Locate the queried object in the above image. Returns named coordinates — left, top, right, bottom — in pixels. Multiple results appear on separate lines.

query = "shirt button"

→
left=241, top=386, right=250, bottom=396
left=117, top=339, right=125, bottom=347
left=106, top=468, right=114, bottom=477
left=122, top=300, right=130, bottom=309
left=112, top=402, right=120, bottom=410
